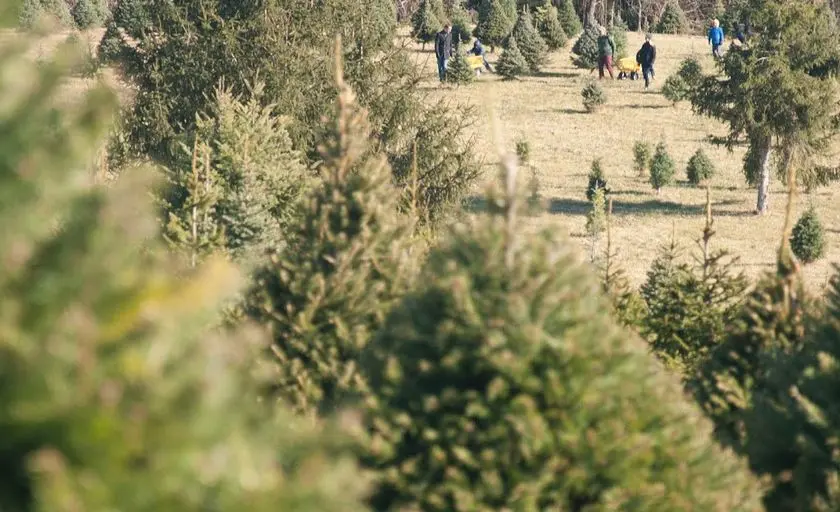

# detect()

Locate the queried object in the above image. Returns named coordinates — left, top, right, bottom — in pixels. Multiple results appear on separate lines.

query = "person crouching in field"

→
left=636, top=34, right=656, bottom=89
left=435, top=24, right=453, bottom=83
left=597, top=26, right=616, bottom=79
left=708, top=19, right=724, bottom=58
left=470, top=38, right=493, bottom=73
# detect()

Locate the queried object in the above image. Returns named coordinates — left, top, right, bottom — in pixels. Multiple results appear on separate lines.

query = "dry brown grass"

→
left=415, top=31, right=840, bottom=291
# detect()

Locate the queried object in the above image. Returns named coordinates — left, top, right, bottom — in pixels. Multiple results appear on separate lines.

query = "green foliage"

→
left=474, top=0, right=514, bottom=50
left=19, top=0, right=72, bottom=28
left=649, top=141, right=675, bottom=192
left=655, top=2, right=688, bottom=34
left=101, top=0, right=478, bottom=227
left=662, top=58, right=702, bottom=104
left=556, top=0, right=582, bottom=36
left=687, top=148, right=716, bottom=185
left=450, top=6, right=473, bottom=45
left=359, top=172, right=763, bottom=511
left=741, top=271, right=840, bottom=510
left=609, top=19, right=629, bottom=58
left=633, top=140, right=652, bottom=176
left=71, top=0, right=108, bottom=28
left=412, top=0, right=444, bottom=45
left=248, top=65, right=416, bottom=416
left=581, top=80, right=606, bottom=112
left=0, top=35, right=369, bottom=512
left=163, top=84, right=311, bottom=263
left=515, top=138, right=530, bottom=164
left=791, top=207, right=827, bottom=264
left=585, top=186, right=607, bottom=236
left=495, top=36, right=529, bottom=78
left=571, top=24, right=600, bottom=69
left=586, top=157, right=609, bottom=200
left=683, top=0, right=840, bottom=212
left=534, top=4, right=567, bottom=50
left=641, top=206, right=747, bottom=375
left=526, top=166, right=542, bottom=214
left=511, top=8, right=549, bottom=72
left=690, top=266, right=810, bottom=450
left=446, top=52, right=477, bottom=85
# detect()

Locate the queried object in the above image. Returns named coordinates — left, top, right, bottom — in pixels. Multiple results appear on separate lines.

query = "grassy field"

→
left=414, top=30, right=840, bottom=290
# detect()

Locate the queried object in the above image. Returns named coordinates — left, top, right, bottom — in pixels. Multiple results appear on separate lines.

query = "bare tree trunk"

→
left=755, top=136, right=772, bottom=214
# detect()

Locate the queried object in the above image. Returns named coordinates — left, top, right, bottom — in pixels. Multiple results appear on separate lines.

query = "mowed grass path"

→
left=415, top=30, right=840, bottom=290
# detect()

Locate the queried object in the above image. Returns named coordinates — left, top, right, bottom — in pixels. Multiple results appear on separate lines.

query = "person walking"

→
left=470, top=38, right=493, bottom=72
left=635, top=33, right=656, bottom=89
left=596, top=26, right=616, bottom=79
left=435, top=24, right=453, bottom=83
left=708, top=19, right=724, bottom=58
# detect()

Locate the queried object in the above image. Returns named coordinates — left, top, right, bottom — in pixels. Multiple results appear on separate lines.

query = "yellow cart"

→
left=615, top=56, right=641, bottom=80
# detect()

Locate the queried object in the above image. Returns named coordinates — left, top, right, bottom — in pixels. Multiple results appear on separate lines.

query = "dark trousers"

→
left=642, top=65, right=654, bottom=88
left=437, top=56, right=448, bottom=81
left=712, top=44, right=722, bottom=58
left=598, top=55, right=614, bottom=79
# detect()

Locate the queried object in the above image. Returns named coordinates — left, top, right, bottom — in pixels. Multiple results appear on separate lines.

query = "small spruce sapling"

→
left=662, top=58, right=702, bottom=104
left=515, top=138, right=530, bottom=165
left=496, top=37, right=529, bottom=79
left=586, top=157, right=610, bottom=201
left=649, top=141, right=675, bottom=193
left=633, top=140, right=653, bottom=176
left=582, top=80, right=606, bottom=112
left=687, top=148, right=716, bottom=185
left=790, top=206, right=826, bottom=263
left=446, top=51, right=477, bottom=84
left=534, top=4, right=567, bottom=50
left=586, top=187, right=608, bottom=261
left=512, top=8, right=549, bottom=72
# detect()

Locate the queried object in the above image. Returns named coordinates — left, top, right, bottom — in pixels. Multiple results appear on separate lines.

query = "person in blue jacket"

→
left=469, top=38, right=493, bottom=72
left=708, top=19, right=724, bottom=58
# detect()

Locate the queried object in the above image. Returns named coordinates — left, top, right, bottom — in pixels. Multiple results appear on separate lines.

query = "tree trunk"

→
left=755, top=136, right=772, bottom=214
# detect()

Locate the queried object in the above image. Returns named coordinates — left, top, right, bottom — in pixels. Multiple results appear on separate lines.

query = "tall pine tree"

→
left=511, top=8, right=549, bottom=72
left=474, top=0, right=514, bottom=51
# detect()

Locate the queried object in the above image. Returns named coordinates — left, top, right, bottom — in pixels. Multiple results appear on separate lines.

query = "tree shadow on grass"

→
left=533, top=71, right=579, bottom=79
left=546, top=197, right=750, bottom=217
left=618, top=103, right=670, bottom=109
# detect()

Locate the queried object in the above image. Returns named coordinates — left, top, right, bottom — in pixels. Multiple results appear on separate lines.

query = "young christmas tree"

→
left=71, top=0, right=109, bottom=29
left=534, top=4, right=567, bottom=51
left=586, top=157, right=609, bottom=200
left=655, top=1, right=688, bottom=34
left=495, top=36, right=529, bottom=78
left=585, top=186, right=607, bottom=261
left=633, top=140, right=653, bottom=176
left=248, top=42, right=417, bottom=416
left=359, top=155, right=763, bottom=511
left=19, top=0, right=73, bottom=28
left=557, top=0, right=582, bottom=36
left=446, top=51, right=476, bottom=85
left=649, top=141, right=675, bottom=193
left=450, top=5, right=473, bottom=46
left=412, top=0, right=443, bottom=49
left=511, top=8, right=549, bottom=72
left=687, top=147, right=716, bottom=185
left=581, top=80, right=606, bottom=112
left=474, top=0, right=514, bottom=52
left=689, top=171, right=811, bottom=450
left=0, top=34, right=368, bottom=512
left=790, top=206, right=826, bottom=264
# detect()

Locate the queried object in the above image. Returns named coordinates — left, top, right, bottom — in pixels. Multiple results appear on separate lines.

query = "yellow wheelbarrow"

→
left=466, top=55, right=488, bottom=76
left=615, top=56, right=641, bottom=80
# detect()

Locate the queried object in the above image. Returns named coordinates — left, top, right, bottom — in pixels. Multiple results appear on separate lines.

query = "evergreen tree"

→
left=649, top=141, right=675, bottom=193
left=741, top=269, right=840, bottom=511
left=474, top=0, right=514, bottom=51
left=495, top=36, right=529, bottom=78
left=446, top=52, right=477, bottom=85
left=163, top=83, right=312, bottom=263
left=586, top=187, right=607, bottom=236
left=662, top=58, right=702, bottom=105
left=71, top=0, right=108, bottom=29
left=534, top=3, right=567, bottom=51
left=687, top=147, right=716, bottom=185
left=571, top=24, right=601, bottom=69
left=674, top=0, right=840, bottom=213
left=586, top=157, right=609, bottom=200
left=0, top=34, right=368, bottom=512
left=248, top=49, right=416, bottom=416
left=609, top=18, right=629, bottom=58
left=557, top=0, right=582, bottom=36
left=581, top=80, right=606, bottom=112
left=19, top=0, right=72, bottom=28
left=450, top=5, right=473, bottom=46
left=511, top=8, right=549, bottom=72
left=633, top=140, right=652, bottom=176
left=359, top=159, right=763, bottom=511
left=412, top=0, right=443, bottom=49
left=642, top=192, right=748, bottom=375
left=655, top=1, right=688, bottom=34
left=790, top=206, right=826, bottom=264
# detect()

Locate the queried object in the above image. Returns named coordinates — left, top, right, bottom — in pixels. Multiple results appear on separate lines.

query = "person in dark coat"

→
left=635, top=33, right=657, bottom=89
left=435, top=24, right=453, bottom=82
